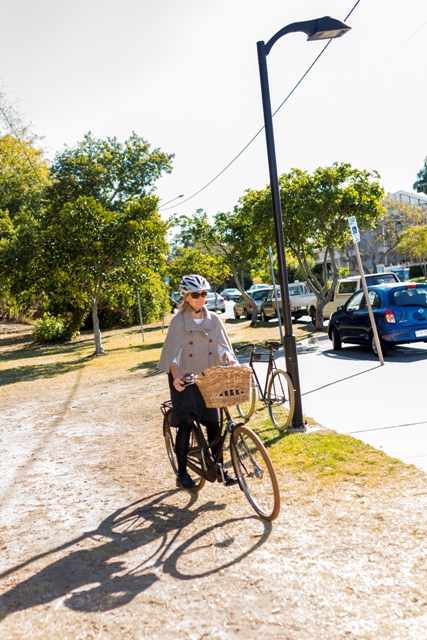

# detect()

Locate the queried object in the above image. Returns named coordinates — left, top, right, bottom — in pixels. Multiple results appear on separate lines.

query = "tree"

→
left=38, top=132, right=173, bottom=353
left=167, top=246, right=230, bottom=292
left=37, top=196, right=168, bottom=354
left=0, top=135, right=50, bottom=318
left=349, top=194, right=425, bottom=272
left=414, top=156, right=427, bottom=195
left=171, top=208, right=268, bottom=324
left=45, top=132, right=173, bottom=212
left=397, top=225, right=427, bottom=279
left=241, top=162, right=385, bottom=328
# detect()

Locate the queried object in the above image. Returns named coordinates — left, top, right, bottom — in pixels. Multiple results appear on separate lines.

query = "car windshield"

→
left=289, top=285, right=303, bottom=295
left=251, top=289, right=270, bottom=301
left=389, top=287, right=427, bottom=307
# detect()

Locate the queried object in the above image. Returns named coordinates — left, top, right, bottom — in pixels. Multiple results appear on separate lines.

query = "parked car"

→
left=234, top=288, right=272, bottom=319
left=205, top=292, right=226, bottom=313
left=248, top=284, right=269, bottom=292
left=170, top=292, right=183, bottom=311
left=260, top=283, right=312, bottom=321
left=308, top=272, right=400, bottom=322
left=220, top=288, right=241, bottom=301
left=328, top=282, right=427, bottom=356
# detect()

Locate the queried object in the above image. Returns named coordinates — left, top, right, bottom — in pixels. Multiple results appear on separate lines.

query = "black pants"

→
left=175, top=411, right=220, bottom=476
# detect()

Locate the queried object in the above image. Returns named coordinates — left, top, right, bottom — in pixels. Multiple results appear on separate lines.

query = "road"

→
left=277, top=337, right=427, bottom=472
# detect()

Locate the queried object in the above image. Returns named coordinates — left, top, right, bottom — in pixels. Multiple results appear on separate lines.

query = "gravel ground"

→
left=1, top=324, right=427, bottom=639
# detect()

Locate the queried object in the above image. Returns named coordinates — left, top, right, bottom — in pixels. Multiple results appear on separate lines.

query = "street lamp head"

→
left=263, top=16, right=351, bottom=55
left=306, top=16, right=351, bottom=41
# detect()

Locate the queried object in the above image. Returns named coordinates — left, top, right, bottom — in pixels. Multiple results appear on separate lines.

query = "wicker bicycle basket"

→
left=195, top=365, right=252, bottom=408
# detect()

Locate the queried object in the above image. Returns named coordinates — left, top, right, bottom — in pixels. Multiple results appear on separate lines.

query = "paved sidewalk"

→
left=290, top=337, right=427, bottom=472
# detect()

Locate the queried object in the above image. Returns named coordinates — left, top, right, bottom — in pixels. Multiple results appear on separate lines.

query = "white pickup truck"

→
left=260, top=282, right=313, bottom=321
left=307, top=272, right=401, bottom=322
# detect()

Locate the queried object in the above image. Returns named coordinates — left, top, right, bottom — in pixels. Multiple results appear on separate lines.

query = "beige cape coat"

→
left=157, top=308, right=234, bottom=376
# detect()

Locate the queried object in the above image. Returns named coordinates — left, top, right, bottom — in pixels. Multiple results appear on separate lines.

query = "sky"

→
left=1, top=0, right=426, bottom=220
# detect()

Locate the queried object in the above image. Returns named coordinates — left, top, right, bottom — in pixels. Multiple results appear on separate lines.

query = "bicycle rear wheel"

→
left=230, top=425, right=280, bottom=521
left=163, top=410, right=206, bottom=492
left=266, top=369, right=295, bottom=431
left=236, top=374, right=257, bottom=420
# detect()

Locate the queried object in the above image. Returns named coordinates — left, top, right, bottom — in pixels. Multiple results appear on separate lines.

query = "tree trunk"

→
left=315, top=301, right=326, bottom=331
left=91, top=295, right=104, bottom=355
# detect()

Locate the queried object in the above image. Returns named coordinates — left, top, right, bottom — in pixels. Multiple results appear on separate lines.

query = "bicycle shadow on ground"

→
left=0, top=490, right=271, bottom=619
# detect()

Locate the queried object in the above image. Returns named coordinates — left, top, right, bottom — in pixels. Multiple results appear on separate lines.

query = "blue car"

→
left=328, top=283, right=427, bottom=356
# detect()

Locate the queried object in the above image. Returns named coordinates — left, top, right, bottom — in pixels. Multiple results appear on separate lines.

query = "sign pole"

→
left=348, top=217, right=384, bottom=366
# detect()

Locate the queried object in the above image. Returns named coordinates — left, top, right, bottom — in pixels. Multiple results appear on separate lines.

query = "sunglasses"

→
left=189, top=291, right=208, bottom=299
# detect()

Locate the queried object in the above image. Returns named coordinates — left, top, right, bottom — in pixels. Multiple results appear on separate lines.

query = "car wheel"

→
left=331, top=327, right=342, bottom=350
left=244, top=308, right=250, bottom=320
left=261, top=310, right=270, bottom=322
left=234, top=309, right=240, bottom=319
left=371, top=333, right=389, bottom=357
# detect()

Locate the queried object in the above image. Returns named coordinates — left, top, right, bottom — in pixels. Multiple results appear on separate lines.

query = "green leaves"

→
left=45, top=132, right=174, bottom=213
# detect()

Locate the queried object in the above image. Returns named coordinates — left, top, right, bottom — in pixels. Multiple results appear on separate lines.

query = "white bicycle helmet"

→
left=179, top=274, right=210, bottom=294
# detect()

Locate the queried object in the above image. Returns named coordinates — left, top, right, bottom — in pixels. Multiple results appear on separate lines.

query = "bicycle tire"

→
left=163, top=410, right=206, bottom=492
left=230, top=425, right=280, bottom=521
left=266, top=369, right=295, bottom=431
left=236, top=374, right=257, bottom=420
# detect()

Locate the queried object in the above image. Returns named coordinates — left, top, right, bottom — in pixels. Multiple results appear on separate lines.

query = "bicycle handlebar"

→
left=235, top=341, right=281, bottom=354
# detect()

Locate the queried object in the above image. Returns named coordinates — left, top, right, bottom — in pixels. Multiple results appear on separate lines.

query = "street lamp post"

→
left=257, top=16, right=351, bottom=431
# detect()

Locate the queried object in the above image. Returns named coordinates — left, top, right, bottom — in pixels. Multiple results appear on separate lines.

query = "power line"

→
left=161, top=1, right=362, bottom=212
left=378, top=18, right=427, bottom=66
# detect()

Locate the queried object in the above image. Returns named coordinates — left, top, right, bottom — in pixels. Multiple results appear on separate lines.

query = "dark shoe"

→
left=217, top=468, right=238, bottom=486
left=176, top=472, right=197, bottom=489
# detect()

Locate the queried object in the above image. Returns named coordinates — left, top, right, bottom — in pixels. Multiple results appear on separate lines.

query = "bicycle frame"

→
left=190, top=406, right=243, bottom=482
left=246, top=342, right=278, bottom=401
left=161, top=400, right=242, bottom=484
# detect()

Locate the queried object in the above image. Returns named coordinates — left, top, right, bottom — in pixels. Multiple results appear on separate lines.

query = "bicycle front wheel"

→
left=163, top=411, right=206, bottom=492
left=230, top=425, right=280, bottom=521
left=266, top=369, right=295, bottom=431
left=236, top=374, right=257, bottom=420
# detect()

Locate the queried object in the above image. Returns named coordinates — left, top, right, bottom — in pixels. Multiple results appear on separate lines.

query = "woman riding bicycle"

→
left=158, top=274, right=238, bottom=489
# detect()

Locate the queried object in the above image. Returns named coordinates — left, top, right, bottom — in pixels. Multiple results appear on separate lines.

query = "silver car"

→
left=205, top=292, right=226, bottom=313
left=234, top=288, right=272, bottom=319
left=220, top=288, right=241, bottom=301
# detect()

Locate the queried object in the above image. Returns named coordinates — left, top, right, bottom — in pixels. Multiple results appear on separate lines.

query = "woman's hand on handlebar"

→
left=173, top=375, right=185, bottom=392
left=170, top=363, right=185, bottom=392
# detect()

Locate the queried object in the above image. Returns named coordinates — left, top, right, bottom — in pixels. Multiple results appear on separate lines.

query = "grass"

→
left=244, top=406, right=407, bottom=487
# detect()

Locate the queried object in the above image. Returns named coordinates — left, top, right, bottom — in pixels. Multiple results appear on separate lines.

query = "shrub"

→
left=32, top=313, right=68, bottom=342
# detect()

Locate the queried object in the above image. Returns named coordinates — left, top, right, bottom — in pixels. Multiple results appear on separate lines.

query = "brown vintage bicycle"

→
left=235, top=340, right=295, bottom=431
left=160, top=365, right=280, bottom=522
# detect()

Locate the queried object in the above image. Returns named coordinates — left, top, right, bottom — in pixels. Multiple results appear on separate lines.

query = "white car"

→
left=220, top=288, right=241, bottom=301
left=205, top=292, right=226, bottom=313
left=248, top=284, right=269, bottom=292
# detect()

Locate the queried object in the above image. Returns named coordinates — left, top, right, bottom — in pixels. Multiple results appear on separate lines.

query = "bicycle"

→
left=235, top=340, right=295, bottom=431
left=160, top=365, right=280, bottom=522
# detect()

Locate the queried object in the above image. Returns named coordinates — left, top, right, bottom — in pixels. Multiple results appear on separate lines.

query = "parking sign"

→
left=348, top=215, right=360, bottom=244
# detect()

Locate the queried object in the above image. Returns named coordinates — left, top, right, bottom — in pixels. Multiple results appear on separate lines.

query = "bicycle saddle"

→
left=265, top=340, right=280, bottom=352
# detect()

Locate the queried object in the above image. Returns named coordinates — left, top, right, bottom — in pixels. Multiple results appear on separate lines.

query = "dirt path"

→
left=1, top=324, right=427, bottom=639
